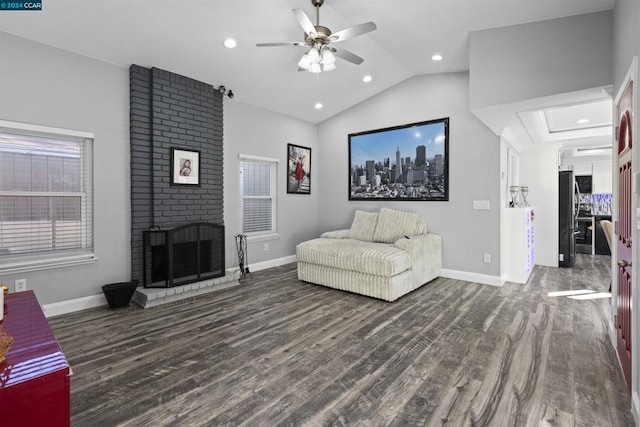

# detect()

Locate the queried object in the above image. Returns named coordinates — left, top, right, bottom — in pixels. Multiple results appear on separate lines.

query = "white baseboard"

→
left=40, top=261, right=297, bottom=318
left=43, top=294, right=107, bottom=318
left=248, top=255, right=297, bottom=272
left=250, top=260, right=502, bottom=286
left=441, top=269, right=504, bottom=287
left=42, top=261, right=500, bottom=317
left=632, top=391, right=640, bottom=426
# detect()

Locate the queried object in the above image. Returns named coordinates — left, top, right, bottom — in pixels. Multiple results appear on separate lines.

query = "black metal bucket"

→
left=102, top=280, right=139, bottom=309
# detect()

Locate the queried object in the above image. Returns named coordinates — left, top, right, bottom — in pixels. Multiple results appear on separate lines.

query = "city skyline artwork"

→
left=348, top=117, right=449, bottom=201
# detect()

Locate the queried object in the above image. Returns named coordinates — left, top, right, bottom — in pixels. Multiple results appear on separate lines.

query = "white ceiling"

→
left=0, top=0, right=615, bottom=123
left=518, top=97, right=613, bottom=146
left=545, top=100, right=612, bottom=133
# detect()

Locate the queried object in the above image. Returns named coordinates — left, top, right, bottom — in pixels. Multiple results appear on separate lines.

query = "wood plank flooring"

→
left=49, top=254, right=635, bottom=426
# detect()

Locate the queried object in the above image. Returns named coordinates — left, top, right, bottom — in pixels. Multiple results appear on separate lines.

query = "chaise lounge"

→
left=296, top=207, right=442, bottom=301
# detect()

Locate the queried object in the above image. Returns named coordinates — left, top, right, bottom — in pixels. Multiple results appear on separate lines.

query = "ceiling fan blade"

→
left=293, top=9, right=317, bottom=37
left=329, top=22, right=377, bottom=42
left=330, top=47, right=364, bottom=65
left=256, top=42, right=307, bottom=47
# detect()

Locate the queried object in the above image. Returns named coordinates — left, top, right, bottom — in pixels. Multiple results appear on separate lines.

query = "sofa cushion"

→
left=347, top=210, right=379, bottom=241
left=297, top=238, right=411, bottom=278
left=372, top=208, right=427, bottom=243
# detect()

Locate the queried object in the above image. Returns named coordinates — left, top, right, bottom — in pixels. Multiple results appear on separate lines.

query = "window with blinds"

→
left=239, top=155, right=277, bottom=236
left=0, top=123, right=94, bottom=272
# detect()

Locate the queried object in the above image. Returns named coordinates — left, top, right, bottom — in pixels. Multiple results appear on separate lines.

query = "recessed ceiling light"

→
left=224, top=38, right=237, bottom=49
left=431, top=54, right=443, bottom=61
left=362, top=74, right=373, bottom=83
left=314, top=102, right=323, bottom=110
left=576, top=118, right=590, bottom=124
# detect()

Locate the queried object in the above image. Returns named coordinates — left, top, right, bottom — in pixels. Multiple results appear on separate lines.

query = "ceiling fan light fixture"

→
left=309, top=63, right=322, bottom=73
left=322, top=63, right=336, bottom=71
left=321, top=49, right=336, bottom=65
left=298, top=54, right=311, bottom=70
left=307, top=47, right=321, bottom=63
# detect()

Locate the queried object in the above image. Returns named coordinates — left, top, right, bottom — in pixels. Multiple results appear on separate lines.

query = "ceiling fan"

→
left=256, top=0, right=377, bottom=73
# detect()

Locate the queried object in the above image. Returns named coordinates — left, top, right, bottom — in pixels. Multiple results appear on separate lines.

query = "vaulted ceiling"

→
left=0, top=0, right=615, bottom=123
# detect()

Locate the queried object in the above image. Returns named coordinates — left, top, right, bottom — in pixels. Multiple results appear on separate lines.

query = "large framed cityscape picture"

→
left=348, top=117, right=449, bottom=201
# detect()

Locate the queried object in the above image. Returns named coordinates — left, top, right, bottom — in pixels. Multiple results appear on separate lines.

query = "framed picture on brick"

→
left=171, top=147, right=200, bottom=186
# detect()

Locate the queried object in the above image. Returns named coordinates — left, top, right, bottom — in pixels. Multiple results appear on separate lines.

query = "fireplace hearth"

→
left=143, top=223, right=224, bottom=288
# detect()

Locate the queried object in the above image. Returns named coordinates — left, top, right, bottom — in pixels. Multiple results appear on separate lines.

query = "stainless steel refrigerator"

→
left=559, top=170, right=576, bottom=267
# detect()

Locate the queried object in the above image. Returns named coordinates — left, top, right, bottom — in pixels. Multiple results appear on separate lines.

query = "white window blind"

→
left=0, top=123, right=94, bottom=271
left=239, top=155, right=277, bottom=236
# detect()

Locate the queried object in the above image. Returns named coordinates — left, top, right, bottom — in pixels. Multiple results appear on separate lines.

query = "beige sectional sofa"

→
left=296, top=208, right=442, bottom=301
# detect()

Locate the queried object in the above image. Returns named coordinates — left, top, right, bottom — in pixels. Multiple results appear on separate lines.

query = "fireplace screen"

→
left=143, top=223, right=224, bottom=288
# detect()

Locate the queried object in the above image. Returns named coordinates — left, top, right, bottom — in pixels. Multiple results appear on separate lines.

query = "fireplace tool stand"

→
left=235, top=234, right=252, bottom=279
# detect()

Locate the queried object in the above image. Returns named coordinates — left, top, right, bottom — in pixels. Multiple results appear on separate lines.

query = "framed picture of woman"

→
left=170, top=147, right=201, bottom=186
left=287, top=143, right=311, bottom=194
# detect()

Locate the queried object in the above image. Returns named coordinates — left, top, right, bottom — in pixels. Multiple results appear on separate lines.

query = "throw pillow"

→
left=372, top=207, right=427, bottom=243
left=347, top=210, right=379, bottom=241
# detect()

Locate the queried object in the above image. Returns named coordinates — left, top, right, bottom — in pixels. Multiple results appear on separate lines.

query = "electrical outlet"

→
left=15, top=278, right=27, bottom=292
left=263, top=242, right=269, bottom=251
left=483, top=253, right=491, bottom=263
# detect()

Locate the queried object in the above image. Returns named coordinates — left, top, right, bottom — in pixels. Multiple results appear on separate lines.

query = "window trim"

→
left=238, top=153, right=279, bottom=240
left=0, top=255, right=97, bottom=275
left=0, top=120, right=96, bottom=274
left=0, top=120, right=94, bottom=140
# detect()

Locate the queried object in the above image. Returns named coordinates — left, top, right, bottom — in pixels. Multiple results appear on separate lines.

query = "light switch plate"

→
left=473, top=200, right=491, bottom=210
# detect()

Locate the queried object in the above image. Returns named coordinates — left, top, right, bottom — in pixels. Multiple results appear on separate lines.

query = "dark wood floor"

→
left=50, top=255, right=635, bottom=426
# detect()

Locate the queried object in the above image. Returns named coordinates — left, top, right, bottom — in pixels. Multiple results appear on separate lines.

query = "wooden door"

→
left=616, top=79, right=633, bottom=392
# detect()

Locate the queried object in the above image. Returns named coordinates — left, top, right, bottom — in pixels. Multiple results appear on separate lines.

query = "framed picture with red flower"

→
left=287, top=143, right=311, bottom=194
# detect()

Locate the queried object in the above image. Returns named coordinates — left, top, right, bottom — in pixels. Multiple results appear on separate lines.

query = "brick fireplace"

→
left=129, top=65, right=233, bottom=306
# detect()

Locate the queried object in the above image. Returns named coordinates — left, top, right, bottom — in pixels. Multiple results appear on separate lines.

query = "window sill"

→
left=246, top=233, right=280, bottom=243
left=0, top=256, right=98, bottom=275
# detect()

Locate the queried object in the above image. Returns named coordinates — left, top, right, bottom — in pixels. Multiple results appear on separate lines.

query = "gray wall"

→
left=613, top=0, right=639, bottom=93
left=469, top=11, right=613, bottom=110
left=0, top=32, right=130, bottom=304
left=317, top=73, right=501, bottom=277
left=223, top=101, right=319, bottom=270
